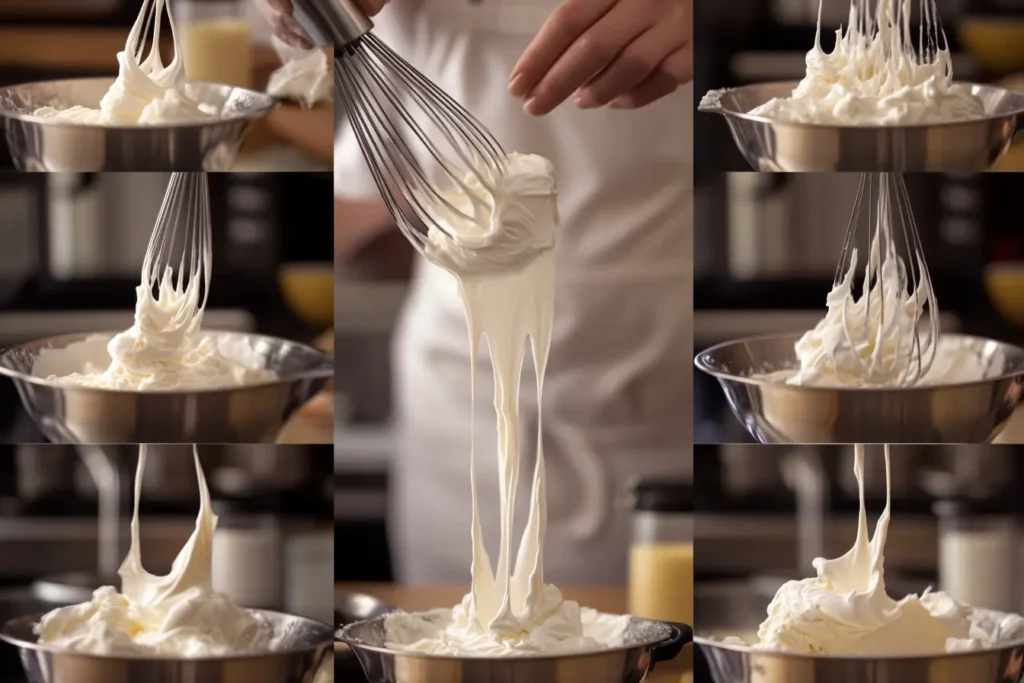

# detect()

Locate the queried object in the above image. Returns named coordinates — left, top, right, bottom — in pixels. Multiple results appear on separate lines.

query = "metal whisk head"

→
left=333, top=31, right=508, bottom=254
left=140, top=172, right=212, bottom=336
left=834, top=173, right=938, bottom=387
left=126, top=0, right=185, bottom=83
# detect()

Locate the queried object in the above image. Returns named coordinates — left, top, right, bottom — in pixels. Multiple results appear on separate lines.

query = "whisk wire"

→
left=835, top=172, right=938, bottom=387
left=334, top=31, right=509, bottom=254
left=141, top=172, right=211, bottom=335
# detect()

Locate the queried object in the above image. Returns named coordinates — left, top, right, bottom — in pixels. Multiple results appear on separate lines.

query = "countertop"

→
left=336, top=583, right=692, bottom=682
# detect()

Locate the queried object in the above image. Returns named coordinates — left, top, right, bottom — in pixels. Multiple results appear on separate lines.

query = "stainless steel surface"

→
left=1, top=610, right=332, bottom=683
left=0, top=331, right=333, bottom=443
left=335, top=590, right=392, bottom=624
left=0, top=78, right=276, bottom=172
left=337, top=615, right=690, bottom=683
left=696, top=581, right=1024, bottom=683
left=694, top=333, right=1024, bottom=443
left=699, top=81, right=1024, bottom=171
left=291, top=0, right=371, bottom=46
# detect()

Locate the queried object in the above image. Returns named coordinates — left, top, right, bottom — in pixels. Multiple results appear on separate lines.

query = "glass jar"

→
left=211, top=496, right=283, bottom=609
left=627, top=477, right=693, bottom=626
left=935, top=496, right=1017, bottom=613
left=172, top=0, right=253, bottom=88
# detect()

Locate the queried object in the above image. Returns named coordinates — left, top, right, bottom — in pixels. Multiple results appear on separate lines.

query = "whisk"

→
left=834, top=173, right=938, bottom=387
left=139, top=172, right=212, bottom=337
left=293, top=0, right=508, bottom=254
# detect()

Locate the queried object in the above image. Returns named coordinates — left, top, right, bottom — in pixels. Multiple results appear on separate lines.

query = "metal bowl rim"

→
left=0, top=329, right=334, bottom=394
left=0, top=609, right=333, bottom=662
left=698, top=80, right=1024, bottom=129
left=336, top=614, right=686, bottom=662
left=694, top=331, right=1024, bottom=391
left=693, top=633, right=1024, bottom=661
left=0, top=77, right=278, bottom=130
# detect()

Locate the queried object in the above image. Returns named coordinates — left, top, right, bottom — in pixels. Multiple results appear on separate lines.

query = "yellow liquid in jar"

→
left=179, top=18, right=252, bottom=89
left=629, top=542, right=694, bottom=624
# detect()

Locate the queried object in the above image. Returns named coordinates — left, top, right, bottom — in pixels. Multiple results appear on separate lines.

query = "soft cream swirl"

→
left=36, top=447, right=272, bottom=656
left=747, top=0, right=985, bottom=125
left=423, top=152, right=558, bottom=276
left=756, top=445, right=1008, bottom=655
left=787, top=176, right=937, bottom=387
left=34, top=0, right=212, bottom=125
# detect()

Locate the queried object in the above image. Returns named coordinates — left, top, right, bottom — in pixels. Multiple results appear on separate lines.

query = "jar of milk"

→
left=173, top=0, right=253, bottom=89
left=627, top=478, right=693, bottom=626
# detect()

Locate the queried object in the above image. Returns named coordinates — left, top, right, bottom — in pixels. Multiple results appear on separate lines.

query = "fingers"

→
left=509, top=0, right=617, bottom=100
left=274, top=13, right=313, bottom=49
left=523, top=2, right=654, bottom=115
left=575, top=19, right=687, bottom=108
left=607, top=49, right=689, bottom=109
left=358, top=0, right=389, bottom=15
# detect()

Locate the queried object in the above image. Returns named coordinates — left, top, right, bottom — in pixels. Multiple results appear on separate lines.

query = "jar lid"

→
left=626, top=477, right=693, bottom=513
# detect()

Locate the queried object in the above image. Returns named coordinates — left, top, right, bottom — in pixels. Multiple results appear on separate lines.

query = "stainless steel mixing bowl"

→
left=0, top=609, right=332, bottom=683
left=0, top=77, right=277, bottom=171
left=337, top=614, right=692, bottom=683
left=694, top=333, right=1024, bottom=443
left=695, top=581, right=1024, bottom=683
left=698, top=81, right=1024, bottom=171
left=0, top=331, right=334, bottom=444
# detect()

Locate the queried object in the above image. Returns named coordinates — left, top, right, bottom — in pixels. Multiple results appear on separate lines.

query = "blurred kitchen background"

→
left=694, top=172, right=1024, bottom=442
left=0, top=444, right=332, bottom=683
left=694, top=444, right=1024, bottom=642
left=0, top=172, right=334, bottom=443
left=696, top=0, right=1024, bottom=172
left=0, top=0, right=332, bottom=171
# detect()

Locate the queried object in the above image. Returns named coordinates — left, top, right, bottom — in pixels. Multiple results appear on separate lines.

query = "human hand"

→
left=509, top=0, right=692, bottom=115
left=258, top=0, right=390, bottom=49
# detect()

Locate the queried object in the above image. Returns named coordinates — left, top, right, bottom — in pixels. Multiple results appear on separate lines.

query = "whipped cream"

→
left=34, top=0, right=214, bottom=125
left=383, top=153, right=630, bottom=655
left=751, top=444, right=1024, bottom=655
left=34, top=174, right=276, bottom=390
left=36, top=446, right=273, bottom=656
left=765, top=174, right=941, bottom=387
left=745, top=0, right=985, bottom=125
left=267, top=39, right=331, bottom=107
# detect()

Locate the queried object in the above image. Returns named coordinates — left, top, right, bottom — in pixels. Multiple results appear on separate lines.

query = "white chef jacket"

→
left=335, top=0, right=693, bottom=584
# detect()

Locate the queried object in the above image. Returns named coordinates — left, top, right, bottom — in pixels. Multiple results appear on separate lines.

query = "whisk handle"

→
left=291, top=0, right=372, bottom=48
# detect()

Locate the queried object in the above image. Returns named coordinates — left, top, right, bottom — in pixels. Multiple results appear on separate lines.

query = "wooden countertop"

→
left=336, top=583, right=692, bottom=682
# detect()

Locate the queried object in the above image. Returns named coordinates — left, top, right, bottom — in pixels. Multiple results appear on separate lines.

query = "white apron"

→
left=335, top=0, right=693, bottom=584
